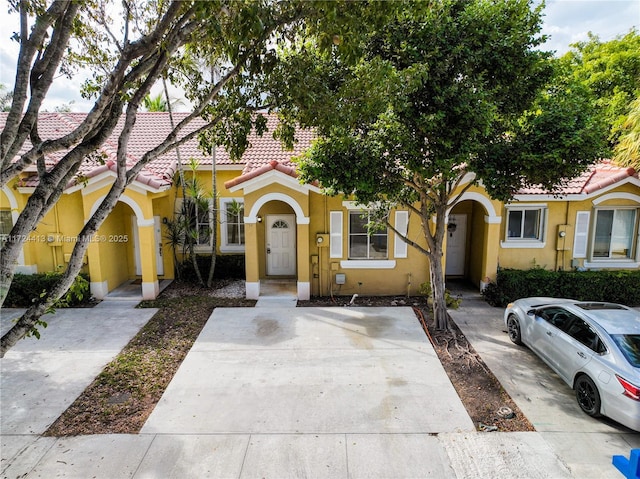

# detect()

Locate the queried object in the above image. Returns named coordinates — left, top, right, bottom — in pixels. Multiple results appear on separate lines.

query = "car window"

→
left=564, top=318, right=605, bottom=353
left=538, top=307, right=576, bottom=332
left=611, top=335, right=640, bottom=367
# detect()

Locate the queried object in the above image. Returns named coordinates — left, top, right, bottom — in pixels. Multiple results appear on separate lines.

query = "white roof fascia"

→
left=228, top=169, right=320, bottom=195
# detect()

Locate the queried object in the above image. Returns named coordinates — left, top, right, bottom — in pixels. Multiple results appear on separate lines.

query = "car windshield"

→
left=611, top=335, right=640, bottom=367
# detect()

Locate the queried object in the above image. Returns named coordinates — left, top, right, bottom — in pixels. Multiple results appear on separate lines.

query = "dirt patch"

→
left=45, top=283, right=532, bottom=435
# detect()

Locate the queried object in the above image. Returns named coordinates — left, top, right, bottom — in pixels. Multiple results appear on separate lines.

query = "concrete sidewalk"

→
left=448, top=287, right=640, bottom=478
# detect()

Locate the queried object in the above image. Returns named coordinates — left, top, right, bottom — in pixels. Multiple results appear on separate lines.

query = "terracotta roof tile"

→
left=1, top=112, right=314, bottom=191
left=517, top=160, right=638, bottom=195
left=224, top=159, right=301, bottom=189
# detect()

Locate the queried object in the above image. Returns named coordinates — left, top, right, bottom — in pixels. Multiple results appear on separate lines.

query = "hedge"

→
left=481, top=268, right=640, bottom=307
left=179, top=254, right=246, bottom=282
left=4, top=272, right=91, bottom=308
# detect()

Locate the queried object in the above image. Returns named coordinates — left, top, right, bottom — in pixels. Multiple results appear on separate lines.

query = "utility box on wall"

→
left=316, top=233, right=329, bottom=247
left=335, top=273, right=346, bottom=285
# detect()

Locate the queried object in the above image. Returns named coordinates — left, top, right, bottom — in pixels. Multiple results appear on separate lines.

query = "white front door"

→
left=445, top=214, right=467, bottom=276
left=266, top=214, right=296, bottom=276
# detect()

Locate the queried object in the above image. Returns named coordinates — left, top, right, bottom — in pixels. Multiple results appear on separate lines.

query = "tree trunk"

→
left=430, top=251, right=449, bottom=330
left=207, top=140, right=217, bottom=288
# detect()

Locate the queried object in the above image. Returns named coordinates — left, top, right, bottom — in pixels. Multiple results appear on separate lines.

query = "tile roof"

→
left=517, top=160, right=638, bottom=195
left=3, top=113, right=635, bottom=196
left=224, top=159, right=300, bottom=189
left=1, top=112, right=314, bottom=191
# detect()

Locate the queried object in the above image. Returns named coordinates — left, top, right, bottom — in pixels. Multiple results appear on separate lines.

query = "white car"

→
left=504, top=298, right=640, bottom=432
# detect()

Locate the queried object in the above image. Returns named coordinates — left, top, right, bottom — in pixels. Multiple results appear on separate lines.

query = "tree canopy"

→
left=559, top=29, right=640, bottom=145
left=1, top=0, right=379, bottom=354
left=272, top=0, right=609, bottom=328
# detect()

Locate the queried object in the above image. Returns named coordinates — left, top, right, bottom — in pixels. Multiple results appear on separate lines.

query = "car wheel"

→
left=575, top=375, right=601, bottom=417
left=507, top=314, right=522, bottom=345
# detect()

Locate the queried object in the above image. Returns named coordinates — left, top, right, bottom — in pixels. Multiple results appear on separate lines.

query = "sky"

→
left=0, top=0, right=638, bottom=112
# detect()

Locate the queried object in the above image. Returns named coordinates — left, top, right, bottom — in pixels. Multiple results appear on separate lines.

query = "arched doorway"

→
left=446, top=193, right=501, bottom=289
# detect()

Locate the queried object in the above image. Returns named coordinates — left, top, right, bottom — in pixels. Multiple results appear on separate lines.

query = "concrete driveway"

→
left=2, top=304, right=573, bottom=478
left=448, top=291, right=640, bottom=479
left=142, top=307, right=473, bottom=435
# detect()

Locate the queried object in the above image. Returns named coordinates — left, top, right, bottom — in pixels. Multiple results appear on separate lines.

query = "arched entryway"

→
left=86, top=194, right=162, bottom=299
left=446, top=192, right=501, bottom=289
left=244, top=192, right=311, bottom=300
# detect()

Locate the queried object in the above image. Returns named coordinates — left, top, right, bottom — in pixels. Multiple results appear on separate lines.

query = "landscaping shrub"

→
left=4, top=272, right=91, bottom=308
left=482, top=268, right=640, bottom=307
left=180, top=254, right=246, bottom=283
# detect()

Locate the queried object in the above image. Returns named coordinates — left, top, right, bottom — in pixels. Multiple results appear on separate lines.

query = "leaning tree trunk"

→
left=0, top=174, right=128, bottom=356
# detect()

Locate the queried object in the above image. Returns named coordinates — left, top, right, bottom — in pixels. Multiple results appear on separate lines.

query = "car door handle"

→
left=546, top=331, right=553, bottom=336
left=577, top=351, right=587, bottom=359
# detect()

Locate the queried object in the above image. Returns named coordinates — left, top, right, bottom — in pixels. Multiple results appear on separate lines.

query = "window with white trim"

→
left=0, top=210, right=12, bottom=246
left=220, top=198, right=245, bottom=252
left=504, top=206, right=547, bottom=246
left=348, top=210, right=388, bottom=259
left=592, top=208, right=637, bottom=259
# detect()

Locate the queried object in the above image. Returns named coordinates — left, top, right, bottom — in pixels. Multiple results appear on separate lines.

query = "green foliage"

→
left=5, top=272, right=91, bottom=308
left=181, top=254, right=246, bottom=283
left=481, top=268, right=640, bottom=307
left=559, top=30, right=640, bottom=145
left=419, top=282, right=462, bottom=310
left=614, top=96, right=640, bottom=170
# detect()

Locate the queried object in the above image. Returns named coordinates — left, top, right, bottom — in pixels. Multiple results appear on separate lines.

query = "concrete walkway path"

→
left=447, top=285, right=640, bottom=478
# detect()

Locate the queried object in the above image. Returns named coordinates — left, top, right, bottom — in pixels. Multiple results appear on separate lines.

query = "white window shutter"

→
left=394, top=211, right=409, bottom=258
left=573, top=211, right=590, bottom=258
left=330, top=211, right=343, bottom=258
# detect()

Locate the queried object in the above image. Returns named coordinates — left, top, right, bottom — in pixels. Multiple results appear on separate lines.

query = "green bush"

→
left=482, top=268, right=640, bottom=307
left=180, top=254, right=246, bottom=283
left=4, top=272, right=91, bottom=308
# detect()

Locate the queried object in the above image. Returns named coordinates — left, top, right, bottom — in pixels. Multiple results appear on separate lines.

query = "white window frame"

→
left=501, top=204, right=547, bottom=249
left=347, top=209, right=389, bottom=260
left=219, top=197, right=245, bottom=253
left=585, top=207, right=639, bottom=265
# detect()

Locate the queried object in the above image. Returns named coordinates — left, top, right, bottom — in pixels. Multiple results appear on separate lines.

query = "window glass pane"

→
left=565, top=318, right=599, bottom=351
left=611, top=210, right=635, bottom=258
left=348, top=211, right=388, bottom=259
left=224, top=201, right=244, bottom=246
left=0, top=210, right=12, bottom=236
left=349, top=235, right=368, bottom=258
left=349, top=212, right=368, bottom=234
left=369, top=234, right=388, bottom=258
left=197, top=224, right=210, bottom=245
left=523, top=210, right=540, bottom=239
left=508, top=210, right=523, bottom=238
left=593, top=210, right=613, bottom=257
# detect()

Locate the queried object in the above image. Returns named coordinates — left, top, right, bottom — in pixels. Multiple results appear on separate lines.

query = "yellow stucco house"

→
left=2, top=112, right=639, bottom=301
